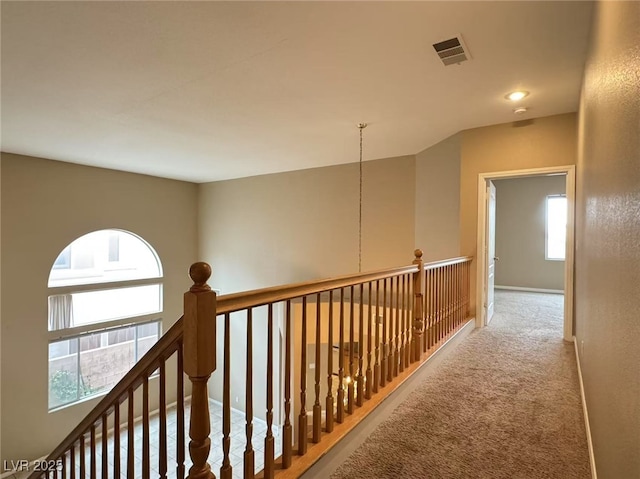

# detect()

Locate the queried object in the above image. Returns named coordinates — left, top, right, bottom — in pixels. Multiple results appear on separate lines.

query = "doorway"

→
left=476, top=166, right=575, bottom=341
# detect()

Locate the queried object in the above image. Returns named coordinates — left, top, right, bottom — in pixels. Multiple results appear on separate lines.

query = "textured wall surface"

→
left=1, top=154, right=198, bottom=462
left=415, top=134, right=461, bottom=262
left=575, top=1, right=640, bottom=477
left=459, top=113, right=577, bottom=315
left=494, top=175, right=566, bottom=290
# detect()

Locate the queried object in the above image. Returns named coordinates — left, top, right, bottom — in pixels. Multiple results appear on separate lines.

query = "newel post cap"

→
left=189, top=262, right=212, bottom=292
left=414, top=249, right=423, bottom=261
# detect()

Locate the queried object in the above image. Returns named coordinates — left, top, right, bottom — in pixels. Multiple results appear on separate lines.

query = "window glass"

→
left=48, top=230, right=161, bottom=287
left=48, top=321, right=160, bottom=409
left=546, top=196, right=567, bottom=260
left=48, top=285, right=162, bottom=331
left=47, top=229, right=163, bottom=410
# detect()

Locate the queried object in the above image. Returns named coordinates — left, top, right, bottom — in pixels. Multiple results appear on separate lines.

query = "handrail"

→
left=31, top=252, right=474, bottom=479
left=424, top=255, right=473, bottom=270
left=217, top=264, right=419, bottom=314
left=37, top=315, right=184, bottom=470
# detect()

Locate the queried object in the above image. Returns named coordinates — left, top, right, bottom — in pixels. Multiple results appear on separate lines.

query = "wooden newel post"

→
left=184, top=262, right=217, bottom=479
left=412, top=249, right=424, bottom=363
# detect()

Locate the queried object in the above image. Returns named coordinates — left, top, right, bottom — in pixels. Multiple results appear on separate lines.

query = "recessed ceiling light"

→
left=505, top=91, right=529, bottom=101
left=513, top=107, right=528, bottom=114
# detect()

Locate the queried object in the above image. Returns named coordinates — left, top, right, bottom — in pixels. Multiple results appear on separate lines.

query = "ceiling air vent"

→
left=433, top=35, right=471, bottom=66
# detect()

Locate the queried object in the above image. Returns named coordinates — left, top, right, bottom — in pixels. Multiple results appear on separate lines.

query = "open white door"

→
left=485, top=181, right=497, bottom=324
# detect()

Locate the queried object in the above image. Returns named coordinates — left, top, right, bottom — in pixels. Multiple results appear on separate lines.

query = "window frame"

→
left=545, top=194, right=567, bottom=261
left=47, top=229, right=163, bottom=411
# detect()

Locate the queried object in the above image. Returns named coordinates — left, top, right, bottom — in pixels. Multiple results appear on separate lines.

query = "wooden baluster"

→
left=264, top=304, right=275, bottom=479
left=380, top=279, right=388, bottom=388
left=404, top=275, right=410, bottom=366
left=127, top=389, right=134, bottom=478
left=365, top=282, right=373, bottom=399
left=61, top=451, right=66, bottom=479
left=446, top=266, right=450, bottom=336
left=143, top=376, right=150, bottom=479
left=70, top=444, right=76, bottom=479
left=313, top=294, right=322, bottom=443
left=434, top=268, right=442, bottom=344
left=245, top=309, right=255, bottom=479
left=443, top=266, right=448, bottom=337
left=452, top=264, right=457, bottom=328
left=177, top=341, right=186, bottom=479
left=403, top=274, right=413, bottom=369
left=159, top=363, right=168, bottom=479
left=447, top=265, right=452, bottom=335
left=325, top=291, right=334, bottom=433
left=347, top=286, right=355, bottom=414
left=445, top=266, right=449, bottom=337
left=424, top=269, right=430, bottom=352
left=356, top=283, right=364, bottom=406
left=337, top=289, right=345, bottom=424
left=456, top=264, right=460, bottom=327
left=221, top=314, right=232, bottom=479
left=298, top=296, right=308, bottom=455
left=393, top=276, right=400, bottom=378
left=387, top=277, right=394, bottom=383
left=183, top=262, right=217, bottom=479
left=282, top=301, right=293, bottom=468
left=412, top=251, right=424, bottom=362
left=456, top=264, right=460, bottom=328
left=440, top=267, right=444, bottom=340
left=399, top=276, right=405, bottom=373
left=373, top=280, right=380, bottom=394
left=90, top=425, right=96, bottom=479
left=465, top=262, right=471, bottom=318
left=441, top=267, right=446, bottom=341
left=410, top=273, right=415, bottom=361
left=80, top=434, right=86, bottom=479
left=432, top=268, right=437, bottom=347
left=101, top=413, right=108, bottom=479
left=113, top=402, right=120, bottom=479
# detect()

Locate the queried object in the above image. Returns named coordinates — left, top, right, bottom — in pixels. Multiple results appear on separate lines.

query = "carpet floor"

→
left=330, top=290, right=591, bottom=479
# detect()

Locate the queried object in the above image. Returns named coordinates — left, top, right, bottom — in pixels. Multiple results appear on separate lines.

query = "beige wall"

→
left=575, top=1, right=640, bottom=477
left=415, top=133, right=461, bottom=261
left=459, top=113, right=578, bottom=314
left=199, top=156, right=416, bottom=421
left=199, top=156, right=416, bottom=293
left=494, top=175, right=566, bottom=290
left=1, top=154, right=198, bottom=462
left=0, top=156, right=2, bottom=461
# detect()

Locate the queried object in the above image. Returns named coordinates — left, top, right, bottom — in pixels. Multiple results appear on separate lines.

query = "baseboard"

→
left=573, top=337, right=597, bottom=479
left=495, top=285, right=564, bottom=294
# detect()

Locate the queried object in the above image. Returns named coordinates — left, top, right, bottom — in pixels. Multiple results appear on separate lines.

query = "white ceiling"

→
left=1, top=1, right=593, bottom=183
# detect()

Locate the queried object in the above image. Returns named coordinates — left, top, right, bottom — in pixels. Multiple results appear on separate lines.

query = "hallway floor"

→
left=308, top=290, right=591, bottom=479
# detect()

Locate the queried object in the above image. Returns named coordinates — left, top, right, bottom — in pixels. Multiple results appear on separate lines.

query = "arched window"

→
left=47, top=230, right=163, bottom=410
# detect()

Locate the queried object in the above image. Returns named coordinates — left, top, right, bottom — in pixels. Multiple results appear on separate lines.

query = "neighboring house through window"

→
left=47, top=229, right=163, bottom=410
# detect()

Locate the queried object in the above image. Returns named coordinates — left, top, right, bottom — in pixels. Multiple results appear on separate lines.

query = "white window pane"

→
left=48, top=230, right=161, bottom=287
left=71, top=284, right=161, bottom=327
left=49, top=339, right=79, bottom=409
left=137, top=323, right=160, bottom=358
left=48, top=321, right=160, bottom=409
left=547, top=196, right=567, bottom=260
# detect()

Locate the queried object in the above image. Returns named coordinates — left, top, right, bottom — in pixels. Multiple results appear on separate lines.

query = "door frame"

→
left=476, top=165, right=575, bottom=342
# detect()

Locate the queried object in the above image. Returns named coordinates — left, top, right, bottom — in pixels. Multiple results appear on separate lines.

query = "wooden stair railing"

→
left=28, top=250, right=472, bottom=479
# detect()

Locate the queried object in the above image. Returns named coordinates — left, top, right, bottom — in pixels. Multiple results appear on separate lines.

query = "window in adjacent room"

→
left=47, top=229, right=163, bottom=410
left=546, top=195, right=567, bottom=261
